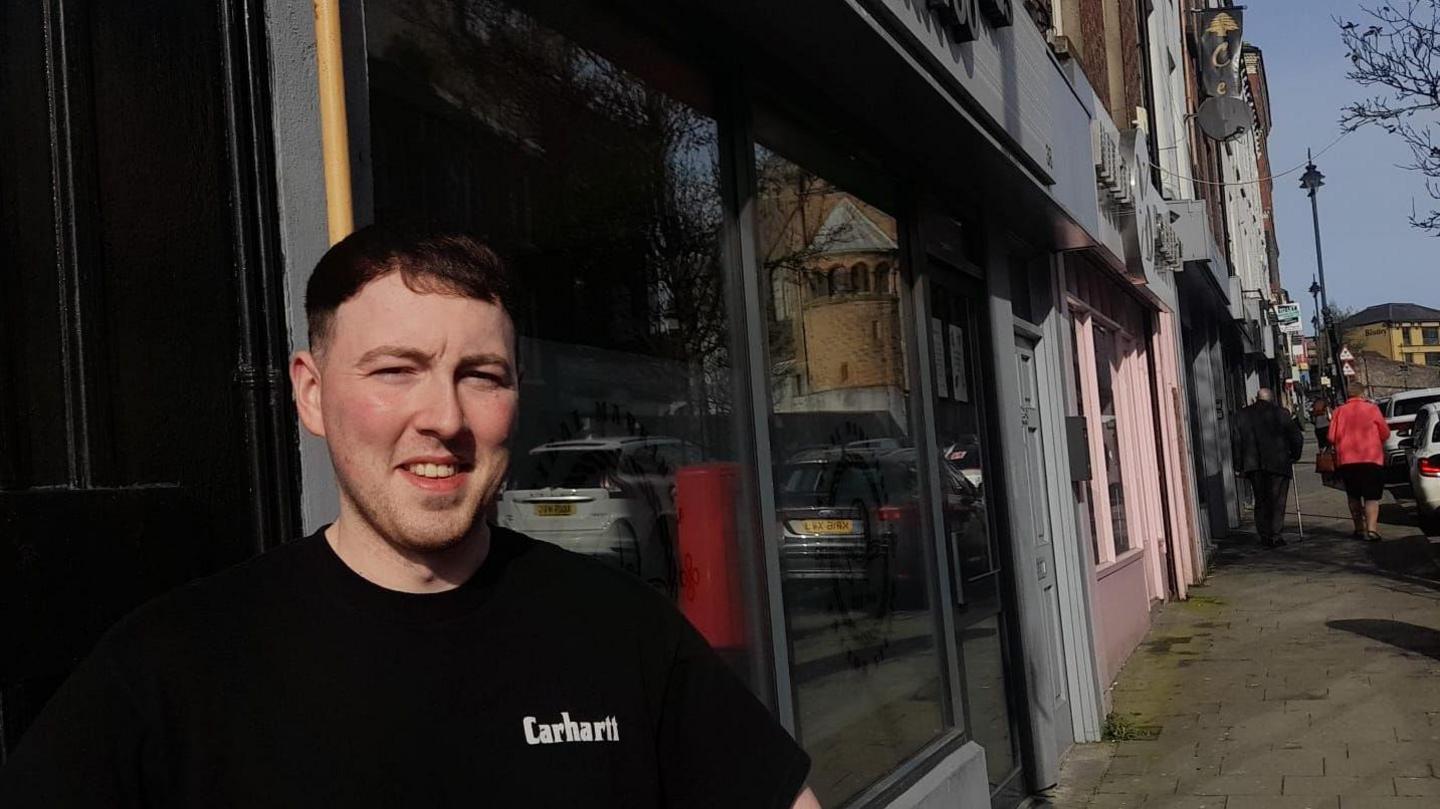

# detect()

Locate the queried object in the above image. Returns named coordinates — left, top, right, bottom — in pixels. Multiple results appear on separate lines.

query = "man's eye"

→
left=464, top=370, right=507, bottom=386
left=372, top=367, right=414, bottom=377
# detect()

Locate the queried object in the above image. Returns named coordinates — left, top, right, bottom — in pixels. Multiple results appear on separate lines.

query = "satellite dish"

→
left=1197, top=96, right=1250, bottom=141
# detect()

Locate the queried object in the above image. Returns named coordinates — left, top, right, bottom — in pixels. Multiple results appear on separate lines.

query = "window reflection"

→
left=365, top=0, right=763, bottom=678
left=756, top=145, right=944, bottom=805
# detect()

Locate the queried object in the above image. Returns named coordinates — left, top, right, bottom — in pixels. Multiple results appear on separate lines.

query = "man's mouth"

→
left=407, top=462, right=460, bottom=479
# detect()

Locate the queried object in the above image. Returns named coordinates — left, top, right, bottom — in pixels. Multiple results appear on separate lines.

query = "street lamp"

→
left=1300, top=151, right=1346, bottom=398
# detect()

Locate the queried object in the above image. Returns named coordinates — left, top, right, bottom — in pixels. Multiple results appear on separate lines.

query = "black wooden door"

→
left=0, top=0, right=299, bottom=756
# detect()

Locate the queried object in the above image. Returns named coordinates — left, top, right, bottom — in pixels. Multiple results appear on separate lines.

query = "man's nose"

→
left=413, top=376, right=466, bottom=438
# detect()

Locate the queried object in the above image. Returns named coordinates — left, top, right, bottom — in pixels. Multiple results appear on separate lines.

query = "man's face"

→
left=292, top=272, right=518, bottom=553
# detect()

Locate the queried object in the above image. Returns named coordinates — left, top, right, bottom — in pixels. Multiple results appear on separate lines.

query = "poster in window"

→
left=931, top=318, right=949, bottom=399
left=948, top=324, right=969, bottom=402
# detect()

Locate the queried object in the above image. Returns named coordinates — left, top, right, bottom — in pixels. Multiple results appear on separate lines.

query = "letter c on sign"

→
left=523, top=716, right=542, bottom=745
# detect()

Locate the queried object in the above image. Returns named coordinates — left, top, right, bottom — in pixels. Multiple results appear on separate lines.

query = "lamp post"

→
left=1300, top=151, right=1345, bottom=398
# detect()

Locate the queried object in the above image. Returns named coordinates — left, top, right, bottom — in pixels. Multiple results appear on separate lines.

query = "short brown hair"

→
left=305, top=224, right=515, bottom=351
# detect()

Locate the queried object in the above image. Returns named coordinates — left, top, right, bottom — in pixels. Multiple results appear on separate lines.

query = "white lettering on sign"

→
left=523, top=713, right=620, bottom=745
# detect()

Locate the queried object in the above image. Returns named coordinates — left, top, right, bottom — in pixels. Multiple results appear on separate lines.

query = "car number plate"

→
left=534, top=503, right=576, bottom=517
left=798, top=519, right=855, bottom=534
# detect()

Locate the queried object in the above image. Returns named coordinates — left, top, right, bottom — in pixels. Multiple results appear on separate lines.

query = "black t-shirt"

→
left=0, top=527, right=809, bottom=808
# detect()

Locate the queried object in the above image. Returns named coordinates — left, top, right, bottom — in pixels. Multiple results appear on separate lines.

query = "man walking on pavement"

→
left=1233, top=387, right=1305, bottom=547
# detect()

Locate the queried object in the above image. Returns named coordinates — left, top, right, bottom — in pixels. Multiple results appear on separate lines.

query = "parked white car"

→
left=1378, top=387, right=1440, bottom=488
left=1403, top=402, right=1440, bottom=536
left=496, top=436, right=701, bottom=592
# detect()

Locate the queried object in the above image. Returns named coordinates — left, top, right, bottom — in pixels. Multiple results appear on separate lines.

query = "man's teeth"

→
left=408, top=463, right=457, bottom=478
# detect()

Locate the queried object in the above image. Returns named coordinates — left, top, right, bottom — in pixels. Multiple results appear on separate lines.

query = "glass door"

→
left=927, top=267, right=1026, bottom=806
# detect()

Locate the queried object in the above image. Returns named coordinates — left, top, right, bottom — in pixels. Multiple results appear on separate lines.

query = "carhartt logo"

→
left=523, top=712, right=620, bottom=745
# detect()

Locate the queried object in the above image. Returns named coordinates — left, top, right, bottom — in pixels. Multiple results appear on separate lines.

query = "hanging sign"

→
left=1275, top=302, right=1303, bottom=335
left=1198, top=9, right=1244, bottom=98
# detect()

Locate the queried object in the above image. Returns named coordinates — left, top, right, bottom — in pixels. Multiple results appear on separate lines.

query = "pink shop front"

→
left=1063, top=256, right=1199, bottom=688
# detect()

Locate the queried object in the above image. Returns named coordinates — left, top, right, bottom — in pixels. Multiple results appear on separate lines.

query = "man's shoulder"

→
left=490, top=527, right=681, bottom=622
left=101, top=534, right=321, bottom=653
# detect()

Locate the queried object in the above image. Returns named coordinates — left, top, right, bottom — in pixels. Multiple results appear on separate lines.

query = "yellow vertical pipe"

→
left=314, top=0, right=354, bottom=244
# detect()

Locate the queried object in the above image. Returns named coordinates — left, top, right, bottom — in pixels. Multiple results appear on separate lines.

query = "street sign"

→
left=1342, top=362, right=1356, bottom=377
left=1339, top=346, right=1355, bottom=361
left=1276, top=302, right=1303, bottom=334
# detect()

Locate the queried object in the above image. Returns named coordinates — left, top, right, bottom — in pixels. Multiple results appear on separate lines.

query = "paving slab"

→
left=1049, top=440, right=1440, bottom=809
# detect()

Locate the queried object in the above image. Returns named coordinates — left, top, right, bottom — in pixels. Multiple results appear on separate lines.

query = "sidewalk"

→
left=1045, top=443, right=1440, bottom=809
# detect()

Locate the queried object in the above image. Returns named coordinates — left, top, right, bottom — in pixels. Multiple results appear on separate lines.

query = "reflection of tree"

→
left=367, top=0, right=735, bottom=433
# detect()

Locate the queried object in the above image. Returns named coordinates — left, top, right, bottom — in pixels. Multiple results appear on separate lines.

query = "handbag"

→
left=1315, top=447, right=1338, bottom=474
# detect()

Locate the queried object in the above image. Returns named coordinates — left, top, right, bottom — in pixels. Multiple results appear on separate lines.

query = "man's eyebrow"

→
left=355, top=345, right=431, bottom=365
left=458, top=353, right=512, bottom=369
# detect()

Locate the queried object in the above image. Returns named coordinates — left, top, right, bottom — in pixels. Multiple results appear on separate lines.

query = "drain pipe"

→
left=314, top=0, right=354, bottom=243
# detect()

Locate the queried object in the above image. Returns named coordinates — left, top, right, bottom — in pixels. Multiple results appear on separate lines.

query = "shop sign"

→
left=948, top=324, right=970, bottom=402
left=929, top=0, right=1012, bottom=42
left=1275, top=302, right=1303, bottom=334
left=928, top=0, right=980, bottom=42
left=1197, top=9, right=1244, bottom=99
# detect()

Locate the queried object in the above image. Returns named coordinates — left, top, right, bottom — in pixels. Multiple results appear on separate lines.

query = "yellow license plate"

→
left=798, top=519, right=855, bottom=534
left=534, top=503, right=576, bottom=517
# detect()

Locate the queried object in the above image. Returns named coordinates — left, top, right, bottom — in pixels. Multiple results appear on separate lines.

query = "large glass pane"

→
left=755, top=144, right=943, bottom=805
left=365, top=0, right=768, bottom=684
left=1093, top=326, right=1130, bottom=555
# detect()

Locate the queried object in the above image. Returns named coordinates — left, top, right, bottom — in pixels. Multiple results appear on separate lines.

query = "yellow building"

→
left=1340, top=303, right=1440, bottom=368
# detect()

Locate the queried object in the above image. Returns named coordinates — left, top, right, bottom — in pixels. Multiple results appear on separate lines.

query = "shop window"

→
left=364, top=0, right=765, bottom=683
left=754, top=144, right=944, bottom=805
left=1092, top=326, right=1131, bottom=556
left=1428, top=353, right=1440, bottom=368
left=1423, top=327, right=1439, bottom=346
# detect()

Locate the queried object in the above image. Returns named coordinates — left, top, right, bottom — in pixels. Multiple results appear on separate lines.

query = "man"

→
left=1327, top=381, right=1390, bottom=542
left=1, top=226, right=820, bottom=808
left=1233, top=388, right=1305, bottom=547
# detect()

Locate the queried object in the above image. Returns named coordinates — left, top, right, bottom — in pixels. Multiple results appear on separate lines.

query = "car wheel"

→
left=1420, top=510, right=1440, bottom=538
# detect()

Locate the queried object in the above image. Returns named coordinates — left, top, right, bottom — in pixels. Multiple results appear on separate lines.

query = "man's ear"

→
left=290, top=350, right=326, bottom=438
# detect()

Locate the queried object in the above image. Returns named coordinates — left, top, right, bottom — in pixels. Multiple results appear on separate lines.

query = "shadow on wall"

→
left=1327, top=619, right=1440, bottom=661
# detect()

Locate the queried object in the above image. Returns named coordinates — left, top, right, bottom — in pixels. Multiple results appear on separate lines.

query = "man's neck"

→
left=324, top=515, right=490, bottom=594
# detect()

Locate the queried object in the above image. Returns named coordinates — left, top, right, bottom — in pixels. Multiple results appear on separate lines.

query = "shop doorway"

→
left=1014, top=335, right=1073, bottom=769
left=926, top=268, right=1028, bottom=806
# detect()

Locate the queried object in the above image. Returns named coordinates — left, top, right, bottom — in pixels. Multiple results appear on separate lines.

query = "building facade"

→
left=1341, top=303, right=1440, bottom=369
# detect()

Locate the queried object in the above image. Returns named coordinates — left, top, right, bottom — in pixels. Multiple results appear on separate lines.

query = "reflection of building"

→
left=1340, top=303, right=1440, bottom=368
left=767, top=194, right=907, bottom=431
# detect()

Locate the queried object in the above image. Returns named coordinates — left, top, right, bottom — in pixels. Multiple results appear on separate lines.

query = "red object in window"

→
left=876, top=504, right=908, bottom=522
left=675, top=463, right=746, bottom=650
left=1419, top=456, right=1440, bottom=478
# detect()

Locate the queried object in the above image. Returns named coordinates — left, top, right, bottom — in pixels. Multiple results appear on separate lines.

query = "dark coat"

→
left=1233, top=400, right=1305, bottom=477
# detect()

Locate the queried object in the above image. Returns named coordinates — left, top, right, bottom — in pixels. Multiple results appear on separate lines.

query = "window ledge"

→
left=1095, top=547, right=1145, bottom=581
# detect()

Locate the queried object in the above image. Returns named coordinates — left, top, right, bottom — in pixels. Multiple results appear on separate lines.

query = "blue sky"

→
left=1244, top=0, right=1437, bottom=331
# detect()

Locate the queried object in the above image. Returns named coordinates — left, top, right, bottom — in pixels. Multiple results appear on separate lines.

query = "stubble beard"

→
left=337, top=451, right=510, bottom=555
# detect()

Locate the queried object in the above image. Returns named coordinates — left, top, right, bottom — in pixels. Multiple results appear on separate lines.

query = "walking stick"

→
left=1292, top=464, right=1306, bottom=542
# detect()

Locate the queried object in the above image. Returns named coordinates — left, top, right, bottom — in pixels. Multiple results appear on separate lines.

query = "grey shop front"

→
left=267, top=0, right=1095, bottom=805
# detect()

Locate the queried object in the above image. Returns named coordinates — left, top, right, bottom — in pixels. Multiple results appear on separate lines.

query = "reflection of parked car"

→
left=496, top=437, right=700, bottom=592
left=1379, top=388, right=1440, bottom=487
left=777, top=447, right=919, bottom=612
left=1404, top=403, right=1440, bottom=536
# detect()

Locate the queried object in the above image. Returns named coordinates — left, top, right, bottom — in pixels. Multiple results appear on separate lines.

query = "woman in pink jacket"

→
left=1327, top=382, right=1391, bottom=541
